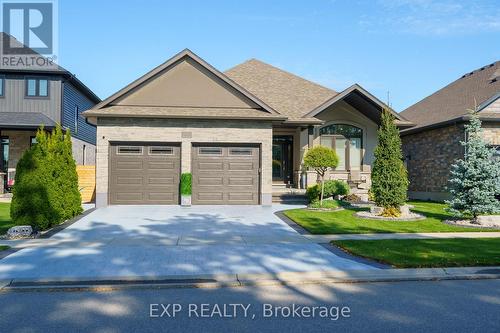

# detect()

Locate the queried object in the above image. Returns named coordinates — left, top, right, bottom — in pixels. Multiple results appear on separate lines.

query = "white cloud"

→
left=360, top=0, right=500, bottom=35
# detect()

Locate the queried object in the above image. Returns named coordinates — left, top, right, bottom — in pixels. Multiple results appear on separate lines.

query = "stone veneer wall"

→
left=96, top=117, right=273, bottom=207
left=71, top=137, right=96, bottom=166
left=401, top=124, right=465, bottom=201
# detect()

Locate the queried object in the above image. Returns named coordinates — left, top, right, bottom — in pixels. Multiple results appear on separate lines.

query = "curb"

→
left=1, top=267, right=499, bottom=292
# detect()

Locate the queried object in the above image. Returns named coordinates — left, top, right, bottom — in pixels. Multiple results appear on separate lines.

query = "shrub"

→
left=10, top=125, right=82, bottom=230
left=180, top=173, right=192, bottom=196
left=381, top=207, right=401, bottom=218
left=343, top=194, right=361, bottom=203
left=324, top=180, right=350, bottom=198
left=371, top=108, right=409, bottom=209
left=309, top=200, right=340, bottom=209
left=306, top=184, right=321, bottom=203
left=303, top=146, right=339, bottom=205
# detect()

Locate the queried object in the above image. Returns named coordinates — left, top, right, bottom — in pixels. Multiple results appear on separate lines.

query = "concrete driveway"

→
left=0, top=205, right=377, bottom=281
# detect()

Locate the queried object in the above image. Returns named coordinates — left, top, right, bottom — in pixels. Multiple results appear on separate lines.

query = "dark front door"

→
left=272, top=136, right=293, bottom=184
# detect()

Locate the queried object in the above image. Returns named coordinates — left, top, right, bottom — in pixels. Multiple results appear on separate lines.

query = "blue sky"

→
left=58, top=0, right=500, bottom=111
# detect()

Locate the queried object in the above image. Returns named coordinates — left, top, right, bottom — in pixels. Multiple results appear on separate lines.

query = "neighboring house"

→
left=83, top=49, right=412, bottom=207
left=0, top=33, right=100, bottom=191
left=401, top=61, right=500, bottom=201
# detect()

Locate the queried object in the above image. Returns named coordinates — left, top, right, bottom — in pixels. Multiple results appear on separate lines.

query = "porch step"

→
left=272, top=192, right=308, bottom=204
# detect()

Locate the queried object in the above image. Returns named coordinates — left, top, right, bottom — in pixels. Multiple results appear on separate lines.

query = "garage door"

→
left=192, top=145, right=260, bottom=205
left=109, top=143, right=180, bottom=205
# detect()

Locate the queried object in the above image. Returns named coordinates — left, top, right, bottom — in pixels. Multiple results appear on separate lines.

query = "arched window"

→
left=320, top=124, right=363, bottom=171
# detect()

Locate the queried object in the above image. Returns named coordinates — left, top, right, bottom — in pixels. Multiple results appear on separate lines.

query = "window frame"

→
left=25, top=76, right=50, bottom=98
left=74, top=105, right=79, bottom=134
left=0, top=75, right=5, bottom=97
left=319, top=123, right=364, bottom=171
left=198, top=147, right=223, bottom=156
left=148, top=146, right=174, bottom=156
left=116, top=146, right=143, bottom=155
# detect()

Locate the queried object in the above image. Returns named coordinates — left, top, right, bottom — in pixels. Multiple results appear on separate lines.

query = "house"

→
left=83, top=49, right=412, bottom=207
left=0, top=33, right=100, bottom=192
left=401, top=61, right=500, bottom=201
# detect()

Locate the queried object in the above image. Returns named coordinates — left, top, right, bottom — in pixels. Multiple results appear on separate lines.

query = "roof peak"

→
left=228, top=58, right=337, bottom=94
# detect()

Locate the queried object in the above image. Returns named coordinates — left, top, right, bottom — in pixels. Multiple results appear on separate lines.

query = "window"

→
left=229, top=147, right=253, bottom=156
left=320, top=124, right=363, bottom=171
left=199, top=147, right=222, bottom=155
left=74, top=106, right=79, bottom=134
left=82, top=145, right=86, bottom=165
left=30, top=136, right=37, bottom=147
left=0, top=76, right=4, bottom=97
left=149, top=146, right=173, bottom=155
left=117, top=146, right=143, bottom=155
left=26, top=78, right=49, bottom=97
left=492, top=145, right=500, bottom=160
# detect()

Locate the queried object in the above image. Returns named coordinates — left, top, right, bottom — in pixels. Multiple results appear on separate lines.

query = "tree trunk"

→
left=320, top=175, right=325, bottom=207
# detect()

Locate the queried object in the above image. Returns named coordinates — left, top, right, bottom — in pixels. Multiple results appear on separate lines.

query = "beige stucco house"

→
left=83, top=49, right=412, bottom=207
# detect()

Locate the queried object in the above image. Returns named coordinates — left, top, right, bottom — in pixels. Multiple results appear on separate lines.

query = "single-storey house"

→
left=83, top=49, right=413, bottom=207
left=401, top=61, right=500, bottom=201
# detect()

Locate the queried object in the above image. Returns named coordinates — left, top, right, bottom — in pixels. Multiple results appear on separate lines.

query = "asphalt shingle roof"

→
left=225, top=59, right=338, bottom=120
left=400, top=61, right=500, bottom=131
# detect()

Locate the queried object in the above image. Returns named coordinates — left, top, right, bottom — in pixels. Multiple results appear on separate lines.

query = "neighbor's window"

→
left=74, top=106, right=79, bottom=134
left=0, top=76, right=4, bottom=97
left=26, top=78, right=49, bottom=97
left=320, top=124, right=363, bottom=171
left=30, top=136, right=37, bottom=147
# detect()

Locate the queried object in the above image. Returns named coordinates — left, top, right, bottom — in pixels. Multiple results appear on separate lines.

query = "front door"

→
left=272, top=136, right=293, bottom=184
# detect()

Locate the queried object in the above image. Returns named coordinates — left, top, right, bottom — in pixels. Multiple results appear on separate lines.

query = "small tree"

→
left=446, top=111, right=500, bottom=221
left=371, top=108, right=409, bottom=215
left=303, top=146, right=338, bottom=206
left=11, top=125, right=82, bottom=230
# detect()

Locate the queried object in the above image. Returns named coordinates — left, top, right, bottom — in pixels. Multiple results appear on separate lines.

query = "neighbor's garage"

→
left=192, top=144, right=260, bottom=204
left=109, top=143, right=180, bottom=204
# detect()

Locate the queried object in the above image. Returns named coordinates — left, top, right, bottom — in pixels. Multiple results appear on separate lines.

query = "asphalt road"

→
left=1, top=279, right=499, bottom=333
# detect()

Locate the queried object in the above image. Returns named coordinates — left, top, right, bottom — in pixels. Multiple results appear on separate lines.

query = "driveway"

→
left=0, top=205, right=377, bottom=280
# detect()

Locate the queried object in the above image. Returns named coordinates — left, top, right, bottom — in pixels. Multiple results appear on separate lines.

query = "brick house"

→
left=401, top=61, right=500, bottom=201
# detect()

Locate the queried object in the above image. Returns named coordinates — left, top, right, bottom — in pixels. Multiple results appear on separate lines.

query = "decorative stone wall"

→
left=401, top=124, right=465, bottom=199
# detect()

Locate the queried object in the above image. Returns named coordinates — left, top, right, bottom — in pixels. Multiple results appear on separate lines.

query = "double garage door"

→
left=109, top=143, right=260, bottom=205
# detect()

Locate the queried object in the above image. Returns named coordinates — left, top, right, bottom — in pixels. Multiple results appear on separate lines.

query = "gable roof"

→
left=401, top=61, right=500, bottom=133
left=306, top=84, right=412, bottom=126
left=88, top=49, right=281, bottom=120
left=225, top=59, right=337, bottom=121
left=0, top=32, right=100, bottom=103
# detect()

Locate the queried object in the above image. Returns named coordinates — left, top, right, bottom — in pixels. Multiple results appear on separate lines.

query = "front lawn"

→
left=333, top=238, right=500, bottom=268
left=0, top=203, right=13, bottom=235
left=283, top=201, right=495, bottom=234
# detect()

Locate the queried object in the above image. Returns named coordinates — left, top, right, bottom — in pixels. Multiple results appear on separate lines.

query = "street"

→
left=1, top=279, right=499, bottom=332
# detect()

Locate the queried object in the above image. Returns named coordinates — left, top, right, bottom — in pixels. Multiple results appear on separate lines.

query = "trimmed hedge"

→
left=10, top=126, right=82, bottom=230
left=180, top=173, right=192, bottom=196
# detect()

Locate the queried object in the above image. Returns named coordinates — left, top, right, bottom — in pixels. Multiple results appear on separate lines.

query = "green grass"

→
left=0, top=203, right=13, bottom=235
left=333, top=238, right=500, bottom=268
left=284, top=201, right=495, bottom=234
left=309, top=200, right=341, bottom=209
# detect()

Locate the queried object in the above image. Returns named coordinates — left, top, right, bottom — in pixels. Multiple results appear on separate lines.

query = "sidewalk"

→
left=2, top=266, right=499, bottom=291
left=305, top=232, right=500, bottom=243
left=3, top=231, right=500, bottom=249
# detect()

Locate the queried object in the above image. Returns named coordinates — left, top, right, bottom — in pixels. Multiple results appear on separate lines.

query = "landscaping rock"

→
left=6, top=225, right=34, bottom=239
left=370, top=206, right=384, bottom=215
left=477, top=215, right=500, bottom=227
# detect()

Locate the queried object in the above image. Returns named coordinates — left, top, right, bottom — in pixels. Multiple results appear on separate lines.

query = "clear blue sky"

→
left=58, top=0, right=500, bottom=112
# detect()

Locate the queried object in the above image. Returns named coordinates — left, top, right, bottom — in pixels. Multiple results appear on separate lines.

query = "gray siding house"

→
left=0, top=33, right=100, bottom=191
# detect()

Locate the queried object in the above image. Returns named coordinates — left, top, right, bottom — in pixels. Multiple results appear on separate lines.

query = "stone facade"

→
left=401, top=124, right=465, bottom=201
left=96, top=117, right=273, bottom=207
